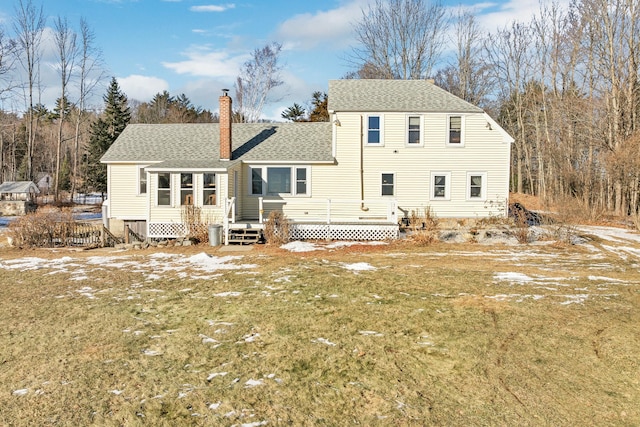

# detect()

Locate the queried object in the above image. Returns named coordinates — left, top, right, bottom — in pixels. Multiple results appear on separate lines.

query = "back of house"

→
left=101, top=79, right=513, bottom=241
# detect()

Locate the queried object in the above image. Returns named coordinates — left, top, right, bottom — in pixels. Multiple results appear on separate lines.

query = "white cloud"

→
left=162, top=46, right=248, bottom=79
left=118, top=75, right=169, bottom=102
left=274, top=0, right=371, bottom=50
left=474, top=0, right=572, bottom=31
left=190, top=4, right=235, bottom=13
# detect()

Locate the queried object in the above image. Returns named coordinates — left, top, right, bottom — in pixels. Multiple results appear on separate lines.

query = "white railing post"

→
left=259, top=197, right=264, bottom=224
left=326, top=199, right=332, bottom=241
left=223, top=198, right=229, bottom=245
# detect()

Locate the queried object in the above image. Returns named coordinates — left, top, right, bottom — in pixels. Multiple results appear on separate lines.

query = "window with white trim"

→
left=250, top=166, right=309, bottom=196
left=180, top=173, right=193, bottom=205
left=381, top=173, right=394, bottom=196
left=203, top=173, right=216, bottom=206
left=157, top=173, right=171, bottom=206
left=467, top=172, right=487, bottom=200
left=447, top=116, right=463, bottom=145
left=296, top=168, right=307, bottom=194
left=251, top=168, right=264, bottom=195
left=366, top=115, right=383, bottom=145
left=138, top=166, right=147, bottom=195
left=407, top=115, right=421, bottom=145
left=431, top=172, right=451, bottom=200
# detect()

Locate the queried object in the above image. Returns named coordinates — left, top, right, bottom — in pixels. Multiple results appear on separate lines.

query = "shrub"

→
left=263, top=210, right=290, bottom=245
left=181, top=205, right=216, bottom=243
left=7, top=207, right=75, bottom=248
left=409, top=207, right=439, bottom=245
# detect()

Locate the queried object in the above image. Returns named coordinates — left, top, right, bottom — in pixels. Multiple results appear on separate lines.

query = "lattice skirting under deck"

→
left=290, top=223, right=399, bottom=241
left=148, top=223, right=188, bottom=238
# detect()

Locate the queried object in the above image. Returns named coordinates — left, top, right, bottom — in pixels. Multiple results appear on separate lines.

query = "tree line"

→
left=2, top=0, right=639, bottom=221
left=345, top=0, right=640, bottom=219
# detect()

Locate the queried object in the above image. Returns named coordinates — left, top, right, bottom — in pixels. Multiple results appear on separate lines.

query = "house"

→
left=101, top=79, right=513, bottom=243
left=0, top=181, right=39, bottom=216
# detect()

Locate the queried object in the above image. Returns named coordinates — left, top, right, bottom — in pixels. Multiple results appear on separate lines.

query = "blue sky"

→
left=0, top=0, right=557, bottom=120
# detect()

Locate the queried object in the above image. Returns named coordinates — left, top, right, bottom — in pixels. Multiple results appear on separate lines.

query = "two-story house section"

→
left=101, top=79, right=513, bottom=243
left=325, top=79, right=513, bottom=220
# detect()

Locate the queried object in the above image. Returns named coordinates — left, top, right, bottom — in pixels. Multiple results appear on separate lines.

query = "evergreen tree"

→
left=86, top=77, right=130, bottom=196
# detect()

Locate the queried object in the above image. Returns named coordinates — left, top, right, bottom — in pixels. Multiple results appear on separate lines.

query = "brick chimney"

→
left=219, top=89, right=232, bottom=161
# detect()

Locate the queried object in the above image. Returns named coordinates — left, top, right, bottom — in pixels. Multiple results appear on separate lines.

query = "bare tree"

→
left=434, top=9, right=493, bottom=107
left=13, top=0, right=45, bottom=181
left=0, top=25, right=18, bottom=100
left=234, top=42, right=283, bottom=123
left=485, top=21, right=536, bottom=194
left=52, top=16, right=77, bottom=201
left=70, top=18, right=104, bottom=200
left=350, top=0, right=449, bottom=80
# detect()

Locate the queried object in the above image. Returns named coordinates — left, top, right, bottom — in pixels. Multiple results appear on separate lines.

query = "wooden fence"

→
left=10, top=222, right=123, bottom=248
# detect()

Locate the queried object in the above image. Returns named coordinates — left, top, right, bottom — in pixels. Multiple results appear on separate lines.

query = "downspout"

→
left=360, top=115, right=369, bottom=211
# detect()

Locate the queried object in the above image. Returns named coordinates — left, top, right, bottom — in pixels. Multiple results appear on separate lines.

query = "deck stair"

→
left=227, top=227, right=262, bottom=245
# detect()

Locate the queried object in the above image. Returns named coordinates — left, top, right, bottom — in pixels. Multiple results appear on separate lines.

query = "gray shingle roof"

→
left=327, top=79, right=483, bottom=113
left=101, top=122, right=334, bottom=167
left=0, top=181, right=40, bottom=194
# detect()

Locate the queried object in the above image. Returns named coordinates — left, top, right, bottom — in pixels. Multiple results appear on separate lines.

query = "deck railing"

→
left=258, top=197, right=398, bottom=225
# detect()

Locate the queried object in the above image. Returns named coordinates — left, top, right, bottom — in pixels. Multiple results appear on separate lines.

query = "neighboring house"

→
left=0, top=181, right=39, bottom=216
left=101, top=79, right=513, bottom=243
left=35, top=173, right=52, bottom=195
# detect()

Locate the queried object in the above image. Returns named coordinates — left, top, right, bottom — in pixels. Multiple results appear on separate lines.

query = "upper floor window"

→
left=203, top=173, right=216, bottom=206
left=157, top=173, right=171, bottom=206
left=407, top=116, right=421, bottom=145
left=180, top=173, right=193, bottom=205
left=448, top=116, right=463, bottom=145
left=367, top=115, right=383, bottom=145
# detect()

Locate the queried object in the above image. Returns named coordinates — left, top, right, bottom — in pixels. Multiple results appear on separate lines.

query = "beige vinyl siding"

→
left=148, top=172, right=228, bottom=224
left=318, top=112, right=509, bottom=219
left=236, top=111, right=509, bottom=221
left=107, top=164, right=147, bottom=220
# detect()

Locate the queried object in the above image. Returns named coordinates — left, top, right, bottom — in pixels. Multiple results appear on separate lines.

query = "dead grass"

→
left=0, top=238, right=639, bottom=425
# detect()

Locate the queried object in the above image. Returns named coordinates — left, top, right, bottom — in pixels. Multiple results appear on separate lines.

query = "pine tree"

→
left=86, top=77, right=130, bottom=196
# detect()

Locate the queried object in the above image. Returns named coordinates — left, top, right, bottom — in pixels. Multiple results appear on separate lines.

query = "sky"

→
left=0, top=0, right=560, bottom=121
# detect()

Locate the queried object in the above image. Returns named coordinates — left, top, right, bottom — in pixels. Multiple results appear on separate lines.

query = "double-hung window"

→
left=448, top=116, right=463, bottom=145
left=138, top=166, right=147, bottom=195
left=467, top=172, right=487, bottom=200
left=366, top=115, right=383, bottom=145
left=157, top=173, right=171, bottom=206
left=180, top=173, right=193, bottom=205
left=250, top=166, right=309, bottom=196
left=296, top=168, right=307, bottom=194
left=203, top=173, right=216, bottom=205
left=251, top=168, right=264, bottom=195
left=431, top=172, right=451, bottom=200
left=381, top=173, right=394, bottom=196
left=407, top=116, right=421, bottom=145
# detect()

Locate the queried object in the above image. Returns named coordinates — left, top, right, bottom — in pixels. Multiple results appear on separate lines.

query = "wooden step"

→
left=227, top=228, right=262, bottom=245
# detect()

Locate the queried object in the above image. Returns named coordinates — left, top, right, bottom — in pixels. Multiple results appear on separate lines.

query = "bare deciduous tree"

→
left=70, top=18, right=104, bottom=200
left=52, top=15, right=77, bottom=201
left=234, top=42, right=283, bottom=123
left=350, top=0, right=448, bottom=80
left=434, top=9, right=493, bottom=107
left=13, top=0, right=45, bottom=181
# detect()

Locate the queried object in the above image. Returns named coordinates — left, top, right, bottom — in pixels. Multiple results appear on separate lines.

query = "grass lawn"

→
left=0, top=228, right=639, bottom=426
